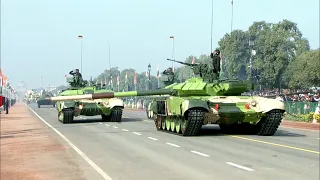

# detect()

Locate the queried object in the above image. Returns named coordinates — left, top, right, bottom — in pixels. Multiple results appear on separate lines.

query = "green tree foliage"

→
left=285, top=49, right=320, bottom=88
left=93, top=19, right=316, bottom=91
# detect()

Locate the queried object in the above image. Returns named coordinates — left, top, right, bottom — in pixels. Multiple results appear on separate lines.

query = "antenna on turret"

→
left=210, top=0, right=214, bottom=52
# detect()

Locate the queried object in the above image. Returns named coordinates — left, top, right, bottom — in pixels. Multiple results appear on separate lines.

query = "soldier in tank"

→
left=162, top=67, right=176, bottom=86
left=69, top=69, right=83, bottom=85
left=210, top=49, right=221, bottom=80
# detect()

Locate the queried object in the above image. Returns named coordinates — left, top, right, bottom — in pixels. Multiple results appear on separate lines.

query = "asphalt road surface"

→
left=27, top=104, right=320, bottom=180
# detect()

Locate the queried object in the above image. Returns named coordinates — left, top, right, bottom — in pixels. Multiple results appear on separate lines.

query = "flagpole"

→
left=231, top=0, right=234, bottom=33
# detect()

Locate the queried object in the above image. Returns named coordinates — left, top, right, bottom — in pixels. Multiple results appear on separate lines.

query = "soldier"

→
left=69, top=69, right=83, bottom=85
left=210, top=49, right=221, bottom=80
left=162, top=67, right=176, bottom=86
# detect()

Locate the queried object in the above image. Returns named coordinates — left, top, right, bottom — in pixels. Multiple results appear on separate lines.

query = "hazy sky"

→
left=1, top=0, right=319, bottom=89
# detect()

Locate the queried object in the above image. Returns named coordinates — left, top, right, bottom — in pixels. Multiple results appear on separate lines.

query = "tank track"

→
left=102, top=107, right=123, bottom=122
left=154, top=108, right=204, bottom=136
left=59, top=108, right=74, bottom=124
left=256, top=109, right=284, bottom=136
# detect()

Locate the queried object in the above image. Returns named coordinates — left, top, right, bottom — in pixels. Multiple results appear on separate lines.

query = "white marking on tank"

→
left=133, top=132, right=142, bottom=135
left=105, top=124, right=110, bottom=126
left=225, top=162, right=255, bottom=171
left=112, top=126, right=118, bottom=128
left=26, top=105, right=113, bottom=180
left=122, top=129, right=129, bottom=132
left=148, top=137, right=158, bottom=141
left=190, top=151, right=210, bottom=157
left=166, top=143, right=180, bottom=147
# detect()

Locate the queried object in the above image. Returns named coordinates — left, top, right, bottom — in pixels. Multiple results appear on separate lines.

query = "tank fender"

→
left=181, top=99, right=209, bottom=116
left=59, top=101, right=76, bottom=110
left=106, top=98, right=124, bottom=109
left=254, top=98, right=285, bottom=113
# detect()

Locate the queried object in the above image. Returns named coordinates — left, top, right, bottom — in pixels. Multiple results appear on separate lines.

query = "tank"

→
left=50, top=61, right=286, bottom=136
left=54, top=74, right=124, bottom=124
left=37, top=90, right=56, bottom=108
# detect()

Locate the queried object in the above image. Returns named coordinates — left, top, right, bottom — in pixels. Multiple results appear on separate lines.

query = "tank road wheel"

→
left=175, top=117, right=182, bottom=133
left=170, top=117, right=177, bottom=132
left=101, top=114, right=111, bottom=122
left=165, top=117, right=171, bottom=131
left=162, top=118, right=166, bottom=130
left=181, top=109, right=205, bottom=136
left=58, top=108, right=74, bottom=124
left=110, top=107, right=123, bottom=122
left=255, top=109, right=284, bottom=136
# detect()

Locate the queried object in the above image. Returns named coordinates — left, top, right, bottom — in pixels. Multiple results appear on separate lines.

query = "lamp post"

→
left=169, top=36, right=175, bottom=70
left=78, top=35, right=83, bottom=74
left=248, top=39, right=256, bottom=95
left=148, top=64, right=151, bottom=90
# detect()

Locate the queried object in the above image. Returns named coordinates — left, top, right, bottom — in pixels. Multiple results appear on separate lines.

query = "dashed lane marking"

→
left=166, top=143, right=181, bottom=148
left=231, top=135, right=320, bottom=155
left=26, top=105, right=113, bottom=180
left=148, top=137, right=158, bottom=141
left=226, top=162, right=255, bottom=172
left=105, top=124, right=110, bottom=126
left=112, top=126, right=118, bottom=129
left=190, top=151, right=210, bottom=157
left=122, top=129, right=129, bottom=132
left=133, top=132, right=142, bottom=136
left=98, top=122, right=103, bottom=125
left=143, top=120, right=152, bottom=123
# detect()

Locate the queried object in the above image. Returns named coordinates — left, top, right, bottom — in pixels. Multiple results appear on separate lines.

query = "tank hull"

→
left=146, top=95, right=285, bottom=136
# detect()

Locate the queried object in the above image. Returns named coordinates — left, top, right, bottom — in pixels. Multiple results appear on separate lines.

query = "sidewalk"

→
left=0, top=102, right=87, bottom=180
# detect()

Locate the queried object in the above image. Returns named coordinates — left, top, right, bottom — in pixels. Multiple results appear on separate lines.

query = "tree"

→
left=285, top=49, right=320, bottom=88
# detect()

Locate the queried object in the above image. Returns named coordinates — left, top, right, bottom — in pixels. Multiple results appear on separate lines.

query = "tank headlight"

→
left=250, top=101, right=257, bottom=107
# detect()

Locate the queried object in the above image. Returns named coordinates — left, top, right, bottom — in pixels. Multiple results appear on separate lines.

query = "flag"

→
left=78, top=35, right=83, bottom=39
left=117, top=74, right=120, bottom=86
left=156, top=64, right=160, bottom=78
left=170, top=36, right=174, bottom=39
left=134, top=72, right=137, bottom=85
left=110, top=75, right=113, bottom=86
left=145, top=70, right=148, bottom=77
left=172, top=64, right=175, bottom=72
left=192, top=57, right=195, bottom=64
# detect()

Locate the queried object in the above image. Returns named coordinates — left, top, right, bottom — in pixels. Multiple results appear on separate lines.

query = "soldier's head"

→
left=167, top=67, right=173, bottom=72
left=75, top=69, right=80, bottom=73
left=214, top=49, right=220, bottom=56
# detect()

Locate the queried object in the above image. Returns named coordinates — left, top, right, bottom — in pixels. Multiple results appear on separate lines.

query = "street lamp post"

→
left=147, top=64, right=151, bottom=90
left=78, top=35, right=83, bottom=74
left=169, top=36, right=175, bottom=70
left=249, top=39, right=255, bottom=95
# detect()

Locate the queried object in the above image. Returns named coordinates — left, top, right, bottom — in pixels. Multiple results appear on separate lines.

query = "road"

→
left=28, top=104, right=319, bottom=180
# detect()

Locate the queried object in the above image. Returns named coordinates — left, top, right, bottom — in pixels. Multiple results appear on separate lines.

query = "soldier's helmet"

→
left=214, top=49, right=220, bottom=55
left=74, top=69, right=79, bottom=73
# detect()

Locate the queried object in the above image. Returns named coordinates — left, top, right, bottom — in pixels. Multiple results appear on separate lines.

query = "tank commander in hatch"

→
left=69, top=69, right=83, bottom=84
left=210, top=49, right=221, bottom=80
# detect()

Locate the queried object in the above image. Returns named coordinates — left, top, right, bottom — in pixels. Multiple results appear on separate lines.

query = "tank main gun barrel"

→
left=49, top=89, right=176, bottom=101
left=166, top=58, right=199, bottom=67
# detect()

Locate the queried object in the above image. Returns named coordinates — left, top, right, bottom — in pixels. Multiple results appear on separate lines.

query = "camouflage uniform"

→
left=69, top=69, right=83, bottom=86
left=210, top=49, right=221, bottom=80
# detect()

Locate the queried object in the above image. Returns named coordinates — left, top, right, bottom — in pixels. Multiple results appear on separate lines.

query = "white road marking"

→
left=148, top=137, right=158, bottom=141
left=122, top=129, right=129, bottom=132
left=105, top=124, right=110, bottom=126
left=113, top=126, right=118, bottom=128
left=133, top=132, right=142, bottom=136
left=143, top=120, right=152, bottom=122
left=166, top=143, right=180, bottom=148
left=26, top=105, right=113, bottom=180
left=98, top=122, right=103, bottom=125
left=190, top=151, right=210, bottom=157
left=226, top=162, right=255, bottom=172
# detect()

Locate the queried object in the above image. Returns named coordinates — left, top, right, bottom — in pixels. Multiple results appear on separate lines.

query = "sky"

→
left=1, top=0, right=319, bottom=89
